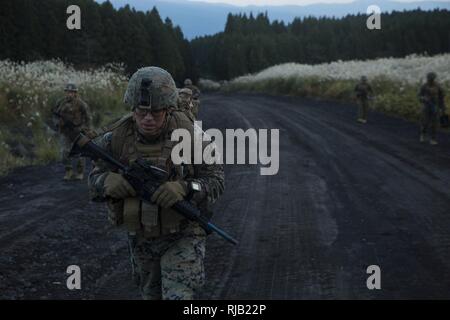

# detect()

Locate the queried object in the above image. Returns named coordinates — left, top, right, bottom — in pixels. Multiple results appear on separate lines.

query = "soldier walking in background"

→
left=354, top=76, right=373, bottom=124
left=418, top=72, right=446, bottom=145
left=53, top=83, right=91, bottom=181
left=184, top=79, right=201, bottom=118
left=178, top=88, right=195, bottom=122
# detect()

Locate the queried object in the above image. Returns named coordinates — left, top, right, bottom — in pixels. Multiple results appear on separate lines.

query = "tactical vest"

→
left=178, top=101, right=195, bottom=122
left=109, top=111, right=195, bottom=238
left=57, top=98, right=86, bottom=127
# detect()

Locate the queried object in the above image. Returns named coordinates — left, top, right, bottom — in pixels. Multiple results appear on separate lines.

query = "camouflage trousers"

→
left=60, top=133, right=84, bottom=171
left=128, top=222, right=207, bottom=300
left=421, top=104, right=439, bottom=139
left=357, top=99, right=369, bottom=120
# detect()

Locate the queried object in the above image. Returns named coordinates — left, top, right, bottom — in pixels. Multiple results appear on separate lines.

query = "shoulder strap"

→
left=161, top=110, right=195, bottom=163
left=110, top=115, right=135, bottom=158
left=166, top=110, right=194, bottom=133
left=54, top=97, right=67, bottom=113
left=104, top=113, right=133, bottom=132
left=90, top=113, right=133, bottom=139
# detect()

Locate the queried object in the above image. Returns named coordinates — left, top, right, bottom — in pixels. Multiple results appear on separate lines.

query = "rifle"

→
left=69, top=133, right=238, bottom=245
left=52, top=111, right=78, bottom=131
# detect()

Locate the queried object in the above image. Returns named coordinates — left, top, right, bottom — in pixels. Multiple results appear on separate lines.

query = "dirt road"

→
left=1, top=93, right=450, bottom=299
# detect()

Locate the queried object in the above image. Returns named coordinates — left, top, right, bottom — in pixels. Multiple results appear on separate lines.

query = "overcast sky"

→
left=187, top=0, right=450, bottom=6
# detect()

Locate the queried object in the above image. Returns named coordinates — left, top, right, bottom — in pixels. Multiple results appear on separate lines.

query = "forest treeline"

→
left=1, top=0, right=449, bottom=82
left=0, top=0, right=194, bottom=82
left=191, top=9, right=450, bottom=80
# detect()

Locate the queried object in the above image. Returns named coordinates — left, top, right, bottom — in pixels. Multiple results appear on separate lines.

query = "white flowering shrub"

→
left=0, top=60, right=128, bottom=175
left=198, top=78, right=221, bottom=91
left=227, top=54, right=450, bottom=121
left=232, top=54, right=450, bottom=85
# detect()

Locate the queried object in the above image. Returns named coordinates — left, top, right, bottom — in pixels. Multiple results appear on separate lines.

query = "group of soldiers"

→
left=178, top=78, right=201, bottom=121
left=53, top=77, right=201, bottom=181
left=354, top=72, right=447, bottom=145
left=51, top=67, right=447, bottom=301
left=53, top=69, right=217, bottom=300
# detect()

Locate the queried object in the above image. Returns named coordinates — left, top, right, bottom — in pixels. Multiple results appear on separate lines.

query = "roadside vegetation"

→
left=0, top=60, right=127, bottom=175
left=225, top=54, right=450, bottom=121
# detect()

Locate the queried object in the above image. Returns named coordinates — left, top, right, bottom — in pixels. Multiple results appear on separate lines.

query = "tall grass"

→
left=0, top=60, right=128, bottom=176
left=225, top=54, right=450, bottom=121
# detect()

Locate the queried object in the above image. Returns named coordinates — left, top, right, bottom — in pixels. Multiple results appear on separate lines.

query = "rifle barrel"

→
left=72, top=133, right=238, bottom=246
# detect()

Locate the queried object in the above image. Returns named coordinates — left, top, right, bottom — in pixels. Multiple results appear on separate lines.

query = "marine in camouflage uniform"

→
left=354, top=76, right=373, bottom=124
left=184, top=79, right=201, bottom=118
left=418, top=72, right=446, bottom=145
left=178, top=88, right=195, bottom=122
left=53, top=83, right=91, bottom=180
left=88, top=67, right=224, bottom=300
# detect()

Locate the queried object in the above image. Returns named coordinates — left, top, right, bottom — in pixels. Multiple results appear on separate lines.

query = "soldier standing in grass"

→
left=418, top=72, right=446, bottom=145
left=354, top=76, right=373, bottom=124
left=53, top=83, right=91, bottom=180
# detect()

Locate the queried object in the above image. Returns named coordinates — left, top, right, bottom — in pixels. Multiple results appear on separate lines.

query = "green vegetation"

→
left=192, top=10, right=450, bottom=80
left=0, top=60, right=127, bottom=176
left=0, top=0, right=196, bottom=82
left=1, top=1, right=449, bottom=82
left=225, top=75, right=450, bottom=122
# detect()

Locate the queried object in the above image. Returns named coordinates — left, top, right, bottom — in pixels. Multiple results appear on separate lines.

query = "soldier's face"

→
left=134, top=107, right=167, bottom=137
left=66, top=91, right=77, bottom=98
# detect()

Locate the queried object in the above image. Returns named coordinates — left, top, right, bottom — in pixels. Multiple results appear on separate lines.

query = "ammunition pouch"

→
left=123, top=198, right=141, bottom=233
left=106, top=199, right=124, bottom=226
left=106, top=111, right=197, bottom=238
left=141, top=201, right=160, bottom=237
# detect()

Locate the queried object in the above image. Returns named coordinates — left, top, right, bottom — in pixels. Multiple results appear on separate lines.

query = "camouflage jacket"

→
left=178, top=100, right=195, bottom=122
left=88, top=111, right=224, bottom=215
left=419, top=82, right=446, bottom=111
left=185, top=84, right=201, bottom=100
left=54, top=97, right=91, bottom=132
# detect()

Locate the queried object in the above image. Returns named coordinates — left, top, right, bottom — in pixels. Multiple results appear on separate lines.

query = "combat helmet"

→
left=124, top=67, right=178, bottom=111
left=427, top=72, right=437, bottom=82
left=179, top=88, right=193, bottom=97
left=65, top=83, right=78, bottom=92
